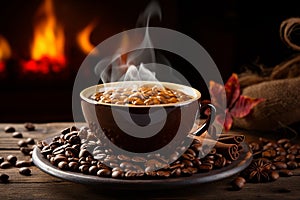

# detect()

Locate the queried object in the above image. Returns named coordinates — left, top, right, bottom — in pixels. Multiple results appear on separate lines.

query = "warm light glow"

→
left=77, top=21, right=97, bottom=55
left=0, top=35, right=11, bottom=61
left=31, top=0, right=64, bottom=60
left=0, top=35, right=11, bottom=72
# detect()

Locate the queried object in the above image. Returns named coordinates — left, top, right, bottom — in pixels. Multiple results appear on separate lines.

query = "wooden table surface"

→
left=0, top=123, right=299, bottom=200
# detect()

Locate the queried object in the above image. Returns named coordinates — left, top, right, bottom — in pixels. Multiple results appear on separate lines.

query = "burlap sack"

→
left=233, top=76, right=300, bottom=131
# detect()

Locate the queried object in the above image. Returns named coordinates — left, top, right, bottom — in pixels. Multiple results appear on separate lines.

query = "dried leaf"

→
left=230, top=96, right=265, bottom=118
left=225, top=73, right=240, bottom=108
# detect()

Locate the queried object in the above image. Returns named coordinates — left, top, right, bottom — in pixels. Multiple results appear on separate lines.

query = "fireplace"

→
left=0, top=0, right=297, bottom=122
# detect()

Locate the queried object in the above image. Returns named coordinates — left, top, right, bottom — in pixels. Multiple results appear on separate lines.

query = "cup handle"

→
left=193, top=103, right=216, bottom=136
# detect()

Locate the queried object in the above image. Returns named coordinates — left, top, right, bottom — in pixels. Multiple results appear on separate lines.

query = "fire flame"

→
left=0, top=35, right=11, bottom=72
left=77, top=21, right=97, bottom=55
left=22, top=0, right=66, bottom=74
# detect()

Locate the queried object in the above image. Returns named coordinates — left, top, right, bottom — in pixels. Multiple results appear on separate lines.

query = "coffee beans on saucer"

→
left=38, top=125, right=245, bottom=179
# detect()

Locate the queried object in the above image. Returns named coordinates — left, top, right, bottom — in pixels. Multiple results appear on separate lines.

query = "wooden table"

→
left=0, top=123, right=299, bottom=200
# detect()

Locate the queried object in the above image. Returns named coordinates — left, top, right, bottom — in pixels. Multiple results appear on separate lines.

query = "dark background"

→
left=0, top=0, right=300, bottom=122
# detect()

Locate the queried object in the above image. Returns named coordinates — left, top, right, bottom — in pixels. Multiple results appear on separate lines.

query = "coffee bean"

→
left=24, top=122, right=35, bottom=131
left=0, top=173, right=9, bottom=183
left=15, top=160, right=32, bottom=168
left=19, top=167, right=31, bottom=176
left=283, top=143, right=292, bottom=149
left=171, top=168, right=182, bottom=177
left=89, top=166, right=98, bottom=175
left=26, top=138, right=35, bottom=145
left=276, top=147, right=286, bottom=156
left=273, top=155, right=286, bottom=162
left=12, top=132, right=23, bottom=138
left=214, top=157, right=226, bottom=169
left=287, top=148, right=298, bottom=155
left=58, top=161, right=69, bottom=170
left=270, top=171, right=279, bottom=181
left=69, top=135, right=81, bottom=145
left=156, top=170, right=171, bottom=178
left=279, top=169, right=293, bottom=177
left=264, top=142, right=278, bottom=149
left=117, top=154, right=130, bottom=161
left=0, top=157, right=4, bottom=164
left=231, top=177, right=246, bottom=190
left=131, top=156, right=146, bottom=163
left=259, top=137, right=269, bottom=144
left=273, top=162, right=287, bottom=169
left=186, top=149, right=197, bottom=157
left=287, top=161, right=298, bottom=170
left=7, top=155, right=17, bottom=165
left=249, top=142, right=260, bottom=151
left=79, top=165, right=90, bottom=174
left=0, top=161, right=11, bottom=169
left=97, top=169, right=112, bottom=177
left=277, top=138, right=290, bottom=145
left=198, top=163, right=213, bottom=172
left=18, top=140, right=28, bottom=147
left=79, top=149, right=91, bottom=158
left=182, top=160, right=193, bottom=167
left=191, top=143, right=202, bottom=153
left=182, top=153, right=195, bottom=161
left=286, top=154, right=295, bottom=161
left=68, top=162, right=79, bottom=171
left=53, top=155, right=67, bottom=165
left=20, top=147, right=33, bottom=156
left=112, top=170, right=124, bottom=178
left=4, top=126, right=16, bottom=133
left=125, top=170, right=144, bottom=178
left=80, top=161, right=91, bottom=166
left=262, top=149, right=276, bottom=158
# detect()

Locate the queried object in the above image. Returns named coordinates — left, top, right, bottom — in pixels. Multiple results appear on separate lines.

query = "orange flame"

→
left=77, top=21, right=97, bottom=55
left=31, top=0, right=64, bottom=60
left=22, top=0, right=66, bottom=74
left=0, top=35, right=11, bottom=72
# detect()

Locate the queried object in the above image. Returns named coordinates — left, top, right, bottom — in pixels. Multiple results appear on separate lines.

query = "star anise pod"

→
left=241, top=159, right=272, bottom=183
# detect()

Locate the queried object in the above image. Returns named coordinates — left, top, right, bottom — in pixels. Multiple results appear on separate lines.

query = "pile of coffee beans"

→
left=231, top=137, right=300, bottom=190
left=38, top=126, right=242, bottom=179
left=90, top=85, right=193, bottom=105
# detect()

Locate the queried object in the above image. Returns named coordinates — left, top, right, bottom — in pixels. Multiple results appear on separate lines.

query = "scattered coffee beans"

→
left=7, top=155, right=17, bottom=165
left=0, top=161, right=12, bottom=169
left=232, top=136, right=300, bottom=190
left=4, top=126, right=15, bottom=133
left=0, top=173, right=9, bottom=183
left=24, top=122, right=35, bottom=131
left=90, top=85, right=193, bottom=105
left=231, top=177, right=246, bottom=190
left=12, top=132, right=23, bottom=138
left=19, top=167, right=31, bottom=176
left=15, top=160, right=32, bottom=168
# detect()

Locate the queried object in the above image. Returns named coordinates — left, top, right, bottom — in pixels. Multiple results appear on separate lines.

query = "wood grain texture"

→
left=0, top=123, right=299, bottom=200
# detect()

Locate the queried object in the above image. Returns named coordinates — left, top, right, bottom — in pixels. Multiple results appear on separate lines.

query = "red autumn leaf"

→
left=230, top=95, right=265, bottom=118
left=208, top=73, right=265, bottom=131
left=225, top=73, right=240, bottom=108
